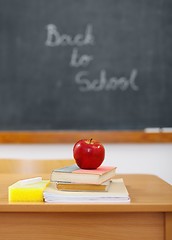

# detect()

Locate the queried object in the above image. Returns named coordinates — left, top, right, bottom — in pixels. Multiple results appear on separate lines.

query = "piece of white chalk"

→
left=161, top=128, right=172, bottom=133
left=144, top=128, right=161, bottom=133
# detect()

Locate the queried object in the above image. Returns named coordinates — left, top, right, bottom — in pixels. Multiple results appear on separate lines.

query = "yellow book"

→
left=56, top=181, right=110, bottom=192
left=8, top=177, right=49, bottom=202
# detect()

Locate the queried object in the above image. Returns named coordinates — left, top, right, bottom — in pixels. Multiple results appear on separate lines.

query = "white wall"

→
left=0, top=143, right=171, bottom=185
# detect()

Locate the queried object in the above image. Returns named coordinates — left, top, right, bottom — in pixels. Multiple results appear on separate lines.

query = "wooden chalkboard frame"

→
left=0, top=131, right=172, bottom=143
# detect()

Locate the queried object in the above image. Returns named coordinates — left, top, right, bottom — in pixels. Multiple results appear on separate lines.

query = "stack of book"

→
left=43, top=164, right=130, bottom=203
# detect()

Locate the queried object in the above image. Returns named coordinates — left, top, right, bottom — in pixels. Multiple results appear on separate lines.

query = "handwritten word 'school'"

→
left=45, top=24, right=94, bottom=47
left=75, top=69, right=139, bottom=91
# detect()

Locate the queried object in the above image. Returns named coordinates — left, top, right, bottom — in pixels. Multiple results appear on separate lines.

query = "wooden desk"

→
left=0, top=174, right=172, bottom=240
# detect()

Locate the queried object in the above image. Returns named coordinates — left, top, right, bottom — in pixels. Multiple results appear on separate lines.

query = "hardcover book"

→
left=50, top=164, right=117, bottom=184
left=56, top=180, right=110, bottom=192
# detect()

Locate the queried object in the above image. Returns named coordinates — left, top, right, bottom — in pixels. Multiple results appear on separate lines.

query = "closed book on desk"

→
left=44, top=179, right=130, bottom=203
left=50, top=164, right=116, bottom=184
left=56, top=180, right=110, bottom=192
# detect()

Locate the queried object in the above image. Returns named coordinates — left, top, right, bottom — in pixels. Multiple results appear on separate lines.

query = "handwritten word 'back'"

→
left=45, top=24, right=94, bottom=47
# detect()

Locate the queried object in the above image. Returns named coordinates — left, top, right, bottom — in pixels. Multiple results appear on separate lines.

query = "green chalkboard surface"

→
left=0, top=0, right=172, bottom=131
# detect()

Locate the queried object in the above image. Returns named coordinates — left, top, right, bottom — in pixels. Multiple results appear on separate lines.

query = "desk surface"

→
left=0, top=174, right=172, bottom=213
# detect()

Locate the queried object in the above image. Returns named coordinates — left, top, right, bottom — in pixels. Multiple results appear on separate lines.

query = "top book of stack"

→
left=50, top=164, right=116, bottom=185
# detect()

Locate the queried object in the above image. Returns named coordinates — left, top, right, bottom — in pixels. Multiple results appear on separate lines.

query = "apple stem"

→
left=89, top=138, right=93, bottom=144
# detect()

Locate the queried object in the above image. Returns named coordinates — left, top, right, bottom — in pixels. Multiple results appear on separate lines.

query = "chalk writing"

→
left=70, top=47, right=94, bottom=67
left=45, top=23, right=139, bottom=92
left=45, top=24, right=94, bottom=47
left=75, top=69, right=139, bottom=91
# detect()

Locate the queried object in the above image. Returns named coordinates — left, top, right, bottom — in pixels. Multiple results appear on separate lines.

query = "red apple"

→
left=73, top=139, right=105, bottom=169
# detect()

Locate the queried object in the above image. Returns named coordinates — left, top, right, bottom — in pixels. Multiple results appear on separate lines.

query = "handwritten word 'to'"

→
left=70, top=47, right=93, bottom=67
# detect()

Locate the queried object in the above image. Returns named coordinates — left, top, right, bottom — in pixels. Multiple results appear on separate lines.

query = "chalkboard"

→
left=0, top=0, right=172, bottom=131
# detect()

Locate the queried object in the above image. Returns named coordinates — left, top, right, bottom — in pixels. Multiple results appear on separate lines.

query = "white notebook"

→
left=43, top=178, right=130, bottom=203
